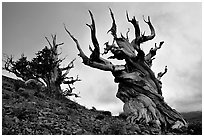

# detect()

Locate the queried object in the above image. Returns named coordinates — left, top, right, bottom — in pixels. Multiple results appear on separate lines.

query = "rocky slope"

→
left=2, top=75, right=202, bottom=135
left=181, top=111, right=202, bottom=135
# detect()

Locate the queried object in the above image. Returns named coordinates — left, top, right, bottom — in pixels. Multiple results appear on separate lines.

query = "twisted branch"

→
left=141, top=15, right=156, bottom=43
left=126, top=11, right=140, bottom=40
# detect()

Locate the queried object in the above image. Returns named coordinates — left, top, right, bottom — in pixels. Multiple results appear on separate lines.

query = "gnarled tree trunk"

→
left=65, top=9, right=187, bottom=131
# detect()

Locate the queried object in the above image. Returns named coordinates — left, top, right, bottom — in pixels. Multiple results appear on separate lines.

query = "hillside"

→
left=2, top=75, right=202, bottom=135
left=182, top=111, right=202, bottom=123
left=181, top=111, right=202, bottom=135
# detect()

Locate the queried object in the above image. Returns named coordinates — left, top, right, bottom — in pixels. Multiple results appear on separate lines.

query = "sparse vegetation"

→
left=2, top=75, right=202, bottom=135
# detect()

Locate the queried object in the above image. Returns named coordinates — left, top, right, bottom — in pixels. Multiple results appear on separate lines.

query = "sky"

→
left=2, top=2, right=202, bottom=115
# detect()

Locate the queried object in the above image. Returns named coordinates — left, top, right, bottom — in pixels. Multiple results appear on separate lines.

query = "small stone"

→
left=13, top=116, right=20, bottom=123
left=73, top=128, right=83, bottom=135
left=18, top=87, right=25, bottom=92
left=26, top=128, right=32, bottom=133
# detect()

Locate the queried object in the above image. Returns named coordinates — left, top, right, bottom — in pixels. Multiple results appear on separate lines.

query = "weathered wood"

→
left=65, top=9, right=187, bottom=131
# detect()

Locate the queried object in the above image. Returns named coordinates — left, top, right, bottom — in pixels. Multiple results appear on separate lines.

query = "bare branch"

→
left=60, top=58, right=76, bottom=81
left=63, top=75, right=81, bottom=85
left=143, top=15, right=149, bottom=23
left=62, top=75, right=81, bottom=98
left=126, top=28, right=130, bottom=41
left=45, top=36, right=52, bottom=48
left=157, top=41, right=164, bottom=49
left=86, top=10, right=96, bottom=29
left=46, top=35, right=64, bottom=58
left=126, top=11, right=140, bottom=39
left=151, top=41, right=164, bottom=55
left=145, top=41, right=164, bottom=67
left=64, top=24, right=89, bottom=63
left=157, top=66, right=168, bottom=80
left=126, top=10, right=130, bottom=22
left=141, top=15, right=156, bottom=42
left=45, top=36, right=57, bottom=56
left=86, top=10, right=101, bottom=62
left=64, top=24, right=114, bottom=71
left=52, top=34, right=56, bottom=47
left=68, top=58, right=76, bottom=68
left=62, top=86, right=80, bottom=98
left=89, top=45, right=94, bottom=52
left=107, top=8, right=117, bottom=39
left=2, top=54, right=18, bottom=74
left=56, top=42, right=64, bottom=47
left=61, top=58, right=76, bottom=72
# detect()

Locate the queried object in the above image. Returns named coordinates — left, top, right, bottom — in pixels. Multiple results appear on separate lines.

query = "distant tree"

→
left=3, top=35, right=80, bottom=98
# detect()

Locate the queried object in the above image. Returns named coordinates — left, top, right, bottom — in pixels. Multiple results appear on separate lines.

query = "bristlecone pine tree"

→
left=65, top=9, right=187, bottom=131
left=3, top=35, right=80, bottom=98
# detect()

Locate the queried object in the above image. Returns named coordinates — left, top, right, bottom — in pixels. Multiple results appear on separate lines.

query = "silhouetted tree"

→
left=3, top=35, right=80, bottom=98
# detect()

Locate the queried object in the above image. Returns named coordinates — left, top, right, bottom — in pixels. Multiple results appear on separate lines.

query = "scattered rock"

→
left=2, top=75, right=202, bottom=135
left=18, top=87, right=25, bottom=92
left=73, top=128, right=84, bottom=135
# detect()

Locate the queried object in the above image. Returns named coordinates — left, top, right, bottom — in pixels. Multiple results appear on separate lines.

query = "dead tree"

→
left=65, top=9, right=187, bottom=131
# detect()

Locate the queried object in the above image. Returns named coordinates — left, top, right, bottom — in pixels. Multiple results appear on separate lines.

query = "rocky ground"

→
left=2, top=75, right=202, bottom=135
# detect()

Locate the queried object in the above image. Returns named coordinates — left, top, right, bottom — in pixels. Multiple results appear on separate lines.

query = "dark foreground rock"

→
left=2, top=75, right=202, bottom=135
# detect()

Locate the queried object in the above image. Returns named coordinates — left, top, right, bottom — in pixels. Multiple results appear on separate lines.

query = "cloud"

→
left=2, top=2, right=202, bottom=115
left=163, top=59, right=202, bottom=112
left=96, top=83, right=118, bottom=104
left=174, top=95, right=202, bottom=112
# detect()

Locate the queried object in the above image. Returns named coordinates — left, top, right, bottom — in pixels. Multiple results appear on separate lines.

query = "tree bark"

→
left=65, top=9, right=187, bottom=131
